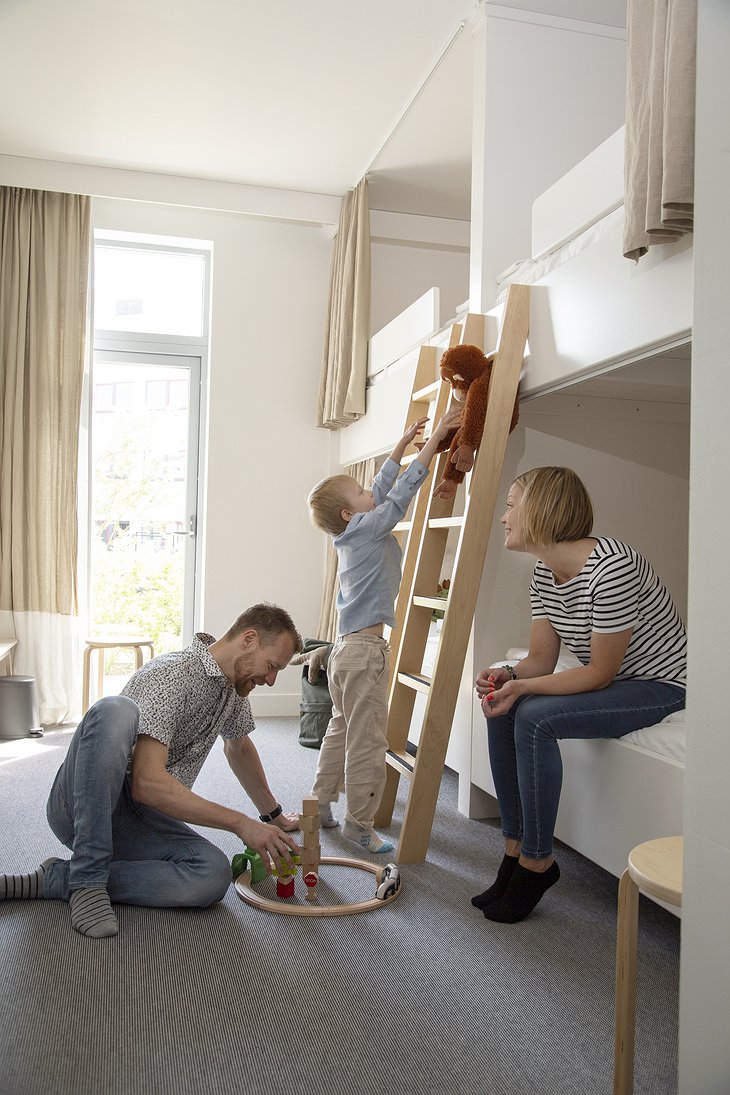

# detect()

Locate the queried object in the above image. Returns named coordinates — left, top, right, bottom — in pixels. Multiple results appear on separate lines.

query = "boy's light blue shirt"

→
left=333, top=457, right=429, bottom=636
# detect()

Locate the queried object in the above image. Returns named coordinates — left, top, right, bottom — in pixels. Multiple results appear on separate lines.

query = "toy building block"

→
left=301, top=797, right=319, bottom=816
left=303, top=869, right=319, bottom=901
left=299, top=814, right=320, bottom=833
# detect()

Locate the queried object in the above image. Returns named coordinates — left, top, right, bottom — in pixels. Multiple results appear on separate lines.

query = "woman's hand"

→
left=475, top=666, right=510, bottom=698
left=480, top=682, right=519, bottom=718
left=476, top=667, right=519, bottom=717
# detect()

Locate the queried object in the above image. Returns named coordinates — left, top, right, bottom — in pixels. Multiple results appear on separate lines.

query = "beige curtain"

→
left=623, top=0, right=697, bottom=261
left=315, top=457, right=376, bottom=642
left=0, top=186, right=91, bottom=723
left=317, top=178, right=370, bottom=429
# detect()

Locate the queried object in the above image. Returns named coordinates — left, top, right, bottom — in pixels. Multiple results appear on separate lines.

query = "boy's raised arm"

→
left=388, top=416, right=428, bottom=465
left=415, top=406, right=462, bottom=470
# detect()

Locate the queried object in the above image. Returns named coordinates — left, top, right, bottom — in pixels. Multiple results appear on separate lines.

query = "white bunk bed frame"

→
left=344, top=126, right=689, bottom=888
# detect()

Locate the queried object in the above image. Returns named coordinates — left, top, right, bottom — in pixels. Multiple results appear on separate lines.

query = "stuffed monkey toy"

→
left=432, top=344, right=520, bottom=500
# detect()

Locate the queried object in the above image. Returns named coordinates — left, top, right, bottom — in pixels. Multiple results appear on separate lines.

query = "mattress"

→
left=502, top=647, right=686, bottom=764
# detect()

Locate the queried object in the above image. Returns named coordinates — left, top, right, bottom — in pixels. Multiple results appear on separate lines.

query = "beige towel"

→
left=623, top=0, right=696, bottom=262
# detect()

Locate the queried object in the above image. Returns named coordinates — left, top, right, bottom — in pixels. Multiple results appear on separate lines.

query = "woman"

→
left=474, top=467, right=686, bottom=923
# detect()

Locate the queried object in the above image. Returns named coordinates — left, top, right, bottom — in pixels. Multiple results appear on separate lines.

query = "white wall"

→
left=370, top=241, right=469, bottom=337
left=679, top=2, right=730, bottom=1089
left=470, top=11, right=626, bottom=310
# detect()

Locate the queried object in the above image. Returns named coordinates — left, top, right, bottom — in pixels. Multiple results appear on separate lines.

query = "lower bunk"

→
left=469, top=649, right=684, bottom=893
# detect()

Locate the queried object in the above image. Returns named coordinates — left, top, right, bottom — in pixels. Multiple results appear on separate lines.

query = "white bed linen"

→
left=500, top=647, right=686, bottom=764
left=495, top=207, right=624, bottom=305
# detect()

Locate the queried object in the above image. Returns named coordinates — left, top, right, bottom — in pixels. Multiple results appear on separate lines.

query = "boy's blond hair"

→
left=514, top=466, right=593, bottom=547
left=308, top=475, right=355, bottom=536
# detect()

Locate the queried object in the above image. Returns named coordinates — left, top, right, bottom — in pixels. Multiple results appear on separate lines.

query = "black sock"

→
left=471, top=853, right=519, bottom=909
left=482, top=861, right=560, bottom=923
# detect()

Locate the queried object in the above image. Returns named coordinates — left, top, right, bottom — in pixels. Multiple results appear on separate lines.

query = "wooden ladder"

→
left=375, top=283, right=530, bottom=863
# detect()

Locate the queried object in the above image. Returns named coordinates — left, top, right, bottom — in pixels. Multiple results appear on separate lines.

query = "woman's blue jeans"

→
left=485, top=679, right=685, bottom=860
left=44, top=695, right=231, bottom=907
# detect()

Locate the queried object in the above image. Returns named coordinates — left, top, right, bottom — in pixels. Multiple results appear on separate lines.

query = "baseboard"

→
left=248, top=692, right=300, bottom=718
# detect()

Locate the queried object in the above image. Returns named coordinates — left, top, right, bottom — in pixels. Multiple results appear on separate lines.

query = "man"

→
left=0, top=603, right=302, bottom=938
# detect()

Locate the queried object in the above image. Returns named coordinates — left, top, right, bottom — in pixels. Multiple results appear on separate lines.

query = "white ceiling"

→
left=0, top=0, right=626, bottom=221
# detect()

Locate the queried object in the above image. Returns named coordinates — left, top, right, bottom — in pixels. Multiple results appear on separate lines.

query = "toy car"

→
left=376, top=863, right=400, bottom=900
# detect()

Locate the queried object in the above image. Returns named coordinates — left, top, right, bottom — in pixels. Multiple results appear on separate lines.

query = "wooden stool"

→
left=82, top=637, right=155, bottom=714
left=614, top=835, right=683, bottom=1095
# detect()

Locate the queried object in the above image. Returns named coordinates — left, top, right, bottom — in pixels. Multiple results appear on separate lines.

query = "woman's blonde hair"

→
left=513, top=466, right=593, bottom=546
left=307, top=475, right=355, bottom=536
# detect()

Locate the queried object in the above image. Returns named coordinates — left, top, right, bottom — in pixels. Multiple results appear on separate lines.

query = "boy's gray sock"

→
left=1, top=857, right=60, bottom=900
left=69, top=887, right=119, bottom=939
left=343, top=820, right=394, bottom=855
left=319, top=803, right=339, bottom=828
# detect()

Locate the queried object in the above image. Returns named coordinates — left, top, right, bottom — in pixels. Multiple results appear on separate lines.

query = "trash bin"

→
left=298, top=639, right=333, bottom=750
left=0, top=676, right=43, bottom=739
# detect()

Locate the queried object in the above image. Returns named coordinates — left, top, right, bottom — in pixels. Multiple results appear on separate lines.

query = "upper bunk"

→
left=497, top=125, right=693, bottom=398
left=341, top=125, right=693, bottom=467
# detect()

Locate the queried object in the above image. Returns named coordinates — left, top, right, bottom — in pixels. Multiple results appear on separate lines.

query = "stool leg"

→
left=614, top=868, right=639, bottom=1095
left=97, top=647, right=105, bottom=704
left=133, top=645, right=143, bottom=671
left=82, top=646, right=93, bottom=715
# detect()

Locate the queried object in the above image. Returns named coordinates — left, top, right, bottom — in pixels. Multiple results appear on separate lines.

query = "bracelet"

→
left=259, top=803, right=283, bottom=823
left=501, top=664, right=518, bottom=681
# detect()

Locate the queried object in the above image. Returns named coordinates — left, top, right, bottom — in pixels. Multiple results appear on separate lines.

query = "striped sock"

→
left=1, top=858, right=59, bottom=900
left=69, top=887, right=119, bottom=939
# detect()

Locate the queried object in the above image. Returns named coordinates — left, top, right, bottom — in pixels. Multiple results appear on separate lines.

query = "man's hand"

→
left=273, top=810, right=300, bottom=832
left=235, top=817, right=300, bottom=875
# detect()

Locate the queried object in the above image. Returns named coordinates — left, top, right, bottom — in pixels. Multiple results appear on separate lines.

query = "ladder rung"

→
left=392, top=520, right=412, bottom=533
left=386, top=749, right=416, bottom=777
left=412, top=596, right=447, bottom=612
left=428, top=516, right=464, bottom=529
left=397, top=671, right=432, bottom=694
left=412, top=380, right=442, bottom=402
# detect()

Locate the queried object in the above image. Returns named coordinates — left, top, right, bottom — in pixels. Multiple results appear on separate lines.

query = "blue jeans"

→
left=44, top=695, right=231, bottom=906
left=486, top=679, right=686, bottom=860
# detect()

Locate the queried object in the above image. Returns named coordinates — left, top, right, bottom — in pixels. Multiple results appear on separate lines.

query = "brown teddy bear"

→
left=431, top=343, right=520, bottom=500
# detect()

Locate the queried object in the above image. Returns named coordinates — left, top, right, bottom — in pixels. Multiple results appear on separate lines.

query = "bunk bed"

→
left=343, top=125, right=691, bottom=887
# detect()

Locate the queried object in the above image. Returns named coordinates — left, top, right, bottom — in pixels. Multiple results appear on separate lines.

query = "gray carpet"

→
left=0, top=718, right=679, bottom=1095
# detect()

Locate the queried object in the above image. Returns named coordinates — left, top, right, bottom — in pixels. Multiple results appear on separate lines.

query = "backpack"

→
left=298, top=638, right=334, bottom=749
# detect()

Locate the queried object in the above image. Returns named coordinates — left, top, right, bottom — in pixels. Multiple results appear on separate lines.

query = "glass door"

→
left=89, top=351, right=201, bottom=668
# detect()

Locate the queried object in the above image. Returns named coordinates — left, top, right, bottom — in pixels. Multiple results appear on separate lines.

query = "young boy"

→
left=307, top=406, right=461, bottom=853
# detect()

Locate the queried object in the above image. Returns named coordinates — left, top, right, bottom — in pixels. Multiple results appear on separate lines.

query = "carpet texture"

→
left=0, top=718, right=679, bottom=1095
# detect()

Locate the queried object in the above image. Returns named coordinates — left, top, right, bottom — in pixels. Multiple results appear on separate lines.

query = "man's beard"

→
left=232, top=653, right=257, bottom=696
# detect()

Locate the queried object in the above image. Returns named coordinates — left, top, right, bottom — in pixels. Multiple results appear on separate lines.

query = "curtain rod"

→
left=362, top=16, right=469, bottom=180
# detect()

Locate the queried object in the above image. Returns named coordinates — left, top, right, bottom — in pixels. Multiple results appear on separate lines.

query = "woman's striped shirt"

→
left=529, top=537, right=686, bottom=688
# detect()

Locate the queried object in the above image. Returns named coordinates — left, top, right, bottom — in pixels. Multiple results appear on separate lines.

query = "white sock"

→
left=319, top=803, right=339, bottom=828
left=342, top=821, right=394, bottom=855
left=69, top=887, right=119, bottom=939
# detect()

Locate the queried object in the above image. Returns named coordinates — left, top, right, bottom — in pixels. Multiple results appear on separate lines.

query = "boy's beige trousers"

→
left=311, top=633, right=390, bottom=830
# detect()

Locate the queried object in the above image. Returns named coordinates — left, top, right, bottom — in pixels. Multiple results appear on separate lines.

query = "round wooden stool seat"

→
left=82, top=637, right=155, bottom=714
left=614, top=836, right=683, bottom=1095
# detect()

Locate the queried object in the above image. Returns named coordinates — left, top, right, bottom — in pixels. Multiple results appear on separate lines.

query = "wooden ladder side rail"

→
left=377, top=314, right=488, bottom=828
left=390, top=283, right=530, bottom=863
left=387, top=324, right=464, bottom=685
